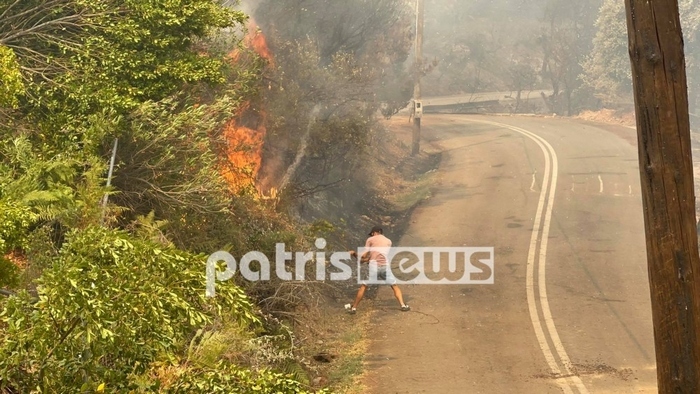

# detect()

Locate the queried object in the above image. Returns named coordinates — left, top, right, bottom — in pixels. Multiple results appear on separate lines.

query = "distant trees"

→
left=411, top=0, right=700, bottom=117
left=422, top=0, right=600, bottom=116
left=423, top=0, right=626, bottom=115
left=680, top=0, right=700, bottom=118
left=422, top=2, right=510, bottom=95
left=581, top=0, right=632, bottom=105
left=507, top=60, right=538, bottom=112
left=582, top=0, right=700, bottom=120
left=538, top=0, right=600, bottom=115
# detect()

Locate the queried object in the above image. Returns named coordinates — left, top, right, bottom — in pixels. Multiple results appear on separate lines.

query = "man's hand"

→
left=349, top=250, right=370, bottom=263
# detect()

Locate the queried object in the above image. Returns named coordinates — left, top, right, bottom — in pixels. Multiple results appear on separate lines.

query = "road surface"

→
left=363, top=114, right=657, bottom=393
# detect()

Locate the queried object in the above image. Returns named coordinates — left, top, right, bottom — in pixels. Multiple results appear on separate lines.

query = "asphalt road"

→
left=364, top=114, right=657, bottom=393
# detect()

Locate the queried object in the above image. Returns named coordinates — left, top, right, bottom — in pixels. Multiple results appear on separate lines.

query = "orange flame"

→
left=248, top=28, right=274, bottom=67
left=221, top=22, right=274, bottom=193
left=220, top=107, right=265, bottom=190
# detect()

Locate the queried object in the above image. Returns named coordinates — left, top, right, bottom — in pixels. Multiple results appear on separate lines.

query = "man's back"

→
left=365, top=234, right=392, bottom=265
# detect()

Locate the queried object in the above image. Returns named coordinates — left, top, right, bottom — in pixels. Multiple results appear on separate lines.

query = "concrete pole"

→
left=412, top=0, right=424, bottom=156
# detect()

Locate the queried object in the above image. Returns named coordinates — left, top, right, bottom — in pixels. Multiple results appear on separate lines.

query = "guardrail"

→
left=423, top=100, right=501, bottom=114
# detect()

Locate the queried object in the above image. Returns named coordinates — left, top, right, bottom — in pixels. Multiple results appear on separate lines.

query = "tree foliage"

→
left=422, top=0, right=605, bottom=116
left=421, top=0, right=543, bottom=95
left=0, top=0, right=323, bottom=392
left=255, top=0, right=411, bottom=65
left=2, top=0, right=248, bottom=150
left=0, top=226, right=258, bottom=392
left=581, top=0, right=632, bottom=104
left=110, top=97, right=233, bottom=217
left=582, top=0, right=700, bottom=116
left=0, top=0, right=95, bottom=88
left=538, top=0, right=600, bottom=115
left=0, top=45, right=23, bottom=109
left=66, top=0, right=246, bottom=112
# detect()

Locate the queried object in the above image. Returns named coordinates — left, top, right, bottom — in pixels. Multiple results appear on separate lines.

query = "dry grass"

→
left=576, top=108, right=636, bottom=127
left=289, top=289, right=372, bottom=393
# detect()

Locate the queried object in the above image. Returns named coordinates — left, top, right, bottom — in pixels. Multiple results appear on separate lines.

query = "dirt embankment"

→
left=285, top=114, right=440, bottom=393
left=576, top=108, right=636, bottom=128
left=293, top=115, right=441, bottom=248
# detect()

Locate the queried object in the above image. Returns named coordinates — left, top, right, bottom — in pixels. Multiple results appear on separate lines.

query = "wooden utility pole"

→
left=412, top=0, right=424, bottom=156
left=625, top=0, right=700, bottom=391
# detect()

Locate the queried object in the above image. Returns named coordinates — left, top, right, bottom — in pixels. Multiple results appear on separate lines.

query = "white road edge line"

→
left=598, top=175, right=604, bottom=194
left=466, top=119, right=589, bottom=394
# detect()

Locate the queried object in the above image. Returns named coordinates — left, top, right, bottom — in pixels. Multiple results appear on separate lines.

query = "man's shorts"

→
left=360, top=261, right=397, bottom=285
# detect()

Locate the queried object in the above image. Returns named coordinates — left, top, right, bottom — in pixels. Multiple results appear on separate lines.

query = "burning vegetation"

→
left=221, top=24, right=273, bottom=194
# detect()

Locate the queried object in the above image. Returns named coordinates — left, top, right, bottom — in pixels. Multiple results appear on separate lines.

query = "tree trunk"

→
left=625, top=0, right=700, bottom=392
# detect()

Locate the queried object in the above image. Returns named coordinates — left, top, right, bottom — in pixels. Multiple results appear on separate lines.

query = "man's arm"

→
left=349, top=237, right=371, bottom=263
left=349, top=250, right=370, bottom=262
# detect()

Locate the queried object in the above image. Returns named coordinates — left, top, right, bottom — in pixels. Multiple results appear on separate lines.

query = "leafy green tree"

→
left=66, top=0, right=246, bottom=112
left=581, top=0, right=632, bottom=104
left=0, top=0, right=94, bottom=89
left=155, top=364, right=322, bottom=393
left=0, top=46, right=23, bottom=109
left=2, top=0, right=248, bottom=151
left=0, top=226, right=257, bottom=392
left=107, top=95, right=266, bottom=252
left=110, top=98, right=233, bottom=216
left=0, top=200, right=35, bottom=288
left=582, top=0, right=700, bottom=117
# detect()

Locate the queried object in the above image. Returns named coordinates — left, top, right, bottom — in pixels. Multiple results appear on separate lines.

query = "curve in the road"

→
left=466, top=119, right=590, bottom=394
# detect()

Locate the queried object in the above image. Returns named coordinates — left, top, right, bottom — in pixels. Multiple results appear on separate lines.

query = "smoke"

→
left=231, top=0, right=261, bottom=18
left=279, top=104, right=322, bottom=191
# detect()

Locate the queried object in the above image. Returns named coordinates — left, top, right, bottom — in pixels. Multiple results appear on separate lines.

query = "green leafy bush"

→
left=0, top=199, right=35, bottom=288
left=0, top=226, right=258, bottom=392
left=0, top=199, right=36, bottom=254
left=136, top=362, right=327, bottom=394
left=0, top=257, right=19, bottom=289
left=0, top=45, right=24, bottom=108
